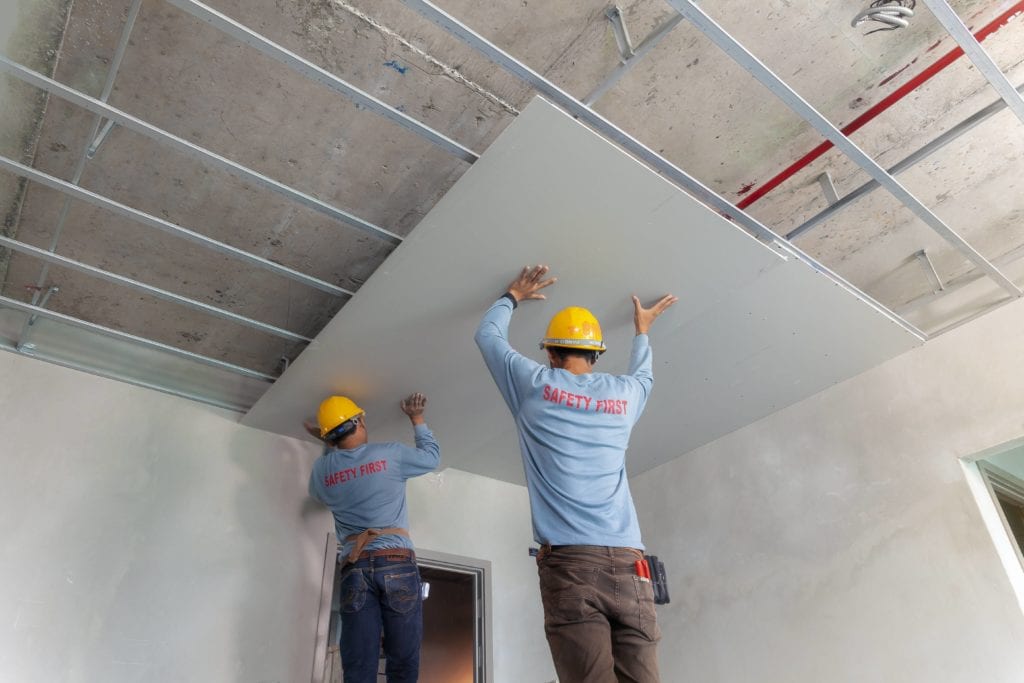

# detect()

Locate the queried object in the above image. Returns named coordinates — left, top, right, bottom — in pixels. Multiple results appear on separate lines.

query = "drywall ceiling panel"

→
left=244, top=97, right=921, bottom=484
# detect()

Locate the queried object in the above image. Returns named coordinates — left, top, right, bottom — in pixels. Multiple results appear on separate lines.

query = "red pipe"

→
left=735, top=0, right=1024, bottom=210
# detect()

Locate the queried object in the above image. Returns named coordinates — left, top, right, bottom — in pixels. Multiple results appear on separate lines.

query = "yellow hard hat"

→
left=539, top=306, right=606, bottom=353
left=317, top=396, right=365, bottom=438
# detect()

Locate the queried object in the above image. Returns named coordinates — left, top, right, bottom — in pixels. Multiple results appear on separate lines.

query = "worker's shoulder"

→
left=587, top=370, right=647, bottom=394
left=578, top=369, right=634, bottom=385
left=364, top=440, right=412, bottom=454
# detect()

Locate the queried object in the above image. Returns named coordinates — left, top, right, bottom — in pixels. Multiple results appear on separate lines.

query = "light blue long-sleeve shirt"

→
left=475, top=296, right=652, bottom=549
left=309, top=424, right=440, bottom=560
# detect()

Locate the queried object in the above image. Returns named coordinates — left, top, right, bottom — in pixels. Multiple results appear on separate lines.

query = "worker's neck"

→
left=552, top=357, right=592, bottom=376
left=335, top=432, right=367, bottom=449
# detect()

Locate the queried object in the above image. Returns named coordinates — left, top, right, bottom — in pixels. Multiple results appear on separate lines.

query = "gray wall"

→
left=0, top=351, right=332, bottom=681
left=632, top=297, right=1024, bottom=681
left=0, top=351, right=550, bottom=682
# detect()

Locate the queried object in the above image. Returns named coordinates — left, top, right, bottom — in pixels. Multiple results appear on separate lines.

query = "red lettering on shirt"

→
left=540, top=385, right=626, bottom=416
left=324, top=461, right=388, bottom=487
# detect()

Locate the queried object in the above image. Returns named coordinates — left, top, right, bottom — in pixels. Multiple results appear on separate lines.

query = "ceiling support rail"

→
left=397, top=0, right=926, bottom=340
left=0, top=339, right=251, bottom=412
left=664, top=0, right=1022, bottom=299
left=0, top=156, right=353, bottom=297
left=0, top=295, right=276, bottom=381
left=163, top=0, right=479, bottom=164
left=0, top=56, right=403, bottom=247
left=0, top=235, right=313, bottom=343
left=787, top=82, right=1024, bottom=241
left=22, top=0, right=143, bottom=331
left=584, top=11, right=683, bottom=105
left=921, top=0, right=1024, bottom=125
left=899, top=241, right=1024, bottom=315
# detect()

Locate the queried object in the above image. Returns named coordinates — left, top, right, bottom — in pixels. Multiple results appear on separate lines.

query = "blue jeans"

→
left=339, top=554, right=423, bottom=683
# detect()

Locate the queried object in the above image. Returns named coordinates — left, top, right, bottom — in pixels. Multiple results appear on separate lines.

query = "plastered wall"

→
left=408, top=468, right=552, bottom=682
left=632, top=297, right=1024, bottom=682
left=0, top=352, right=548, bottom=682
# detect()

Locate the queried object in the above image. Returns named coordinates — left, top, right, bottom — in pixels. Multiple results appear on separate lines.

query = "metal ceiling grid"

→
left=921, top=0, right=1024, bottom=124
left=1, top=0, right=1021, bottom=412
left=664, top=0, right=1021, bottom=299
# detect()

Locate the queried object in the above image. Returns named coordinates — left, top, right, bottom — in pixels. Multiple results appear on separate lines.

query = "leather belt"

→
left=344, top=527, right=410, bottom=564
left=342, top=547, right=415, bottom=565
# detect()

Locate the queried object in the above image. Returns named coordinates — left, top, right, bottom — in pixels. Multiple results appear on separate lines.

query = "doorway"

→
left=311, top=538, right=492, bottom=683
left=418, top=555, right=488, bottom=683
left=961, top=442, right=1024, bottom=618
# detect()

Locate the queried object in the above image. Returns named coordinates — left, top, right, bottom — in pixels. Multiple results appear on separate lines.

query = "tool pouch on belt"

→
left=344, top=527, right=410, bottom=565
left=645, top=554, right=670, bottom=605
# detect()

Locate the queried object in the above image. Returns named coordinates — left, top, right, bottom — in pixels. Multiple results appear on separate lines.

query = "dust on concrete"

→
left=0, top=0, right=73, bottom=292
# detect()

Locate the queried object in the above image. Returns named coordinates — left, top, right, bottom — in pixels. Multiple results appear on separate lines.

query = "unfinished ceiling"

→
left=1, top=0, right=1022, bottom=411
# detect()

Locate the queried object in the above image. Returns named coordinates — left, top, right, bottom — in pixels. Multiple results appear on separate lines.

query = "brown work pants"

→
left=537, top=545, right=661, bottom=683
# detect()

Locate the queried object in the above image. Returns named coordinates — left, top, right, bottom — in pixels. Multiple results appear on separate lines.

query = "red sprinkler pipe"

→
left=735, top=0, right=1024, bottom=210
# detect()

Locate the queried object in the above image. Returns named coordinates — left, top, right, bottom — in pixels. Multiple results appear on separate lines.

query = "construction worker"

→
left=306, top=392, right=440, bottom=683
left=475, top=265, right=677, bottom=683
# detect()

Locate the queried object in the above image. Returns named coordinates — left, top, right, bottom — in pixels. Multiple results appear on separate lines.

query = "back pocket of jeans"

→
left=631, top=576, right=660, bottom=640
left=384, top=570, right=420, bottom=614
left=340, top=569, right=368, bottom=613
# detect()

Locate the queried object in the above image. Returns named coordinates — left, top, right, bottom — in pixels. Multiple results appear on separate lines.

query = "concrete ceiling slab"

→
left=243, top=98, right=921, bottom=483
left=2, top=0, right=1021, bottom=410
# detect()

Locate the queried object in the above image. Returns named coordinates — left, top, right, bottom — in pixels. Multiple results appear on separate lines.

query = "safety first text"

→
left=323, top=459, right=388, bottom=487
left=542, top=385, right=628, bottom=414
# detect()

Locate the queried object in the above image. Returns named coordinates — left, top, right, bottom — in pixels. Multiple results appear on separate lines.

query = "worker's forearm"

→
left=413, top=423, right=441, bottom=469
left=409, top=415, right=426, bottom=426
left=475, top=297, right=515, bottom=348
left=628, top=334, right=653, bottom=392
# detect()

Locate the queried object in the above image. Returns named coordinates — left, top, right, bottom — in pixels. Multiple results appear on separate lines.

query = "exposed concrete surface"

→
left=0, top=0, right=1021, bottom=381
left=0, top=0, right=72, bottom=287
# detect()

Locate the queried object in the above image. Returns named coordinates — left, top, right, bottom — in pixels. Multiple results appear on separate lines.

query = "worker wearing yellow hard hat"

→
left=305, top=391, right=440, bottom=683
left=315, top=395, right=365, bottom=440
left=538, top=305, right=607, bottom=354
left=475, top=264, right=677, bottom=683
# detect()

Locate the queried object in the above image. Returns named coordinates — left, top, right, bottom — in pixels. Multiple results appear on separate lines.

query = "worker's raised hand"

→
left=632, top=294, right=678, bottom=335
left=401, top=392, right=428, bottom=425
left=506, top=265, right=557, bottom=303
left=303, top=419, right=325, bottom=442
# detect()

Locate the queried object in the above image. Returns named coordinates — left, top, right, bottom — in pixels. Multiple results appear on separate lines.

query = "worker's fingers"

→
left=524, top=272, right=556, bottom=297
left=634, top=294, right=678, bottom=316
left=302, top=420, right=324, bottom=440
left=536, top=275, right=557, bottom=289
left=402, top=393, right=427, bottom=410
left=524, top=281, right=556, bottom=300
left=652, top=294, right=678, bottom=314
left=526, top=264, right=548, bottom=281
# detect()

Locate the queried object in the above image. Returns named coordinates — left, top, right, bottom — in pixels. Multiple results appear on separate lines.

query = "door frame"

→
left=310, top=538, right=494, bottom=683
left=961, top=437, right=1024, bottom=618
left=417, top=548, right=494, bottom=683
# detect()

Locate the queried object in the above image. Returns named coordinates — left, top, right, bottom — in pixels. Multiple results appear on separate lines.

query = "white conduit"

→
left=852, top=3, right=915, bottom=31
